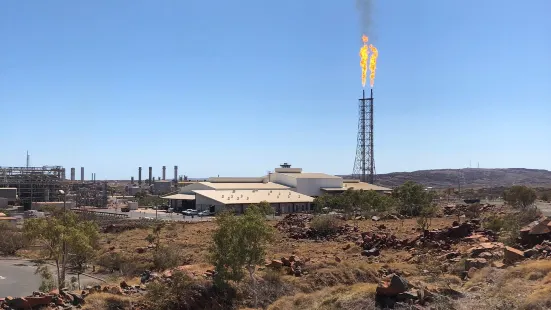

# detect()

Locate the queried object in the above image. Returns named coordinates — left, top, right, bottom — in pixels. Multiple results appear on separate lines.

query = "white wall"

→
left=296, top=178, right=343, bottom=197
left=195, top=194, right=224, bottom=212
left=179, top=183, right=214, bottom=194
left=271, top=173, right=298, bottom=188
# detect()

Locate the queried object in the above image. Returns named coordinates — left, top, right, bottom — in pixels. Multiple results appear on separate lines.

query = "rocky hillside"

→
left=364, top=168, right=551, bottom=189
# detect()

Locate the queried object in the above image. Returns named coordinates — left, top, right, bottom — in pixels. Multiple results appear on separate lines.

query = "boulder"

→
left=109, top=286, right=124, bottom=295
left=468, top=247, right=486, bottom=257
left=120, top=280, right=130, bottom=289
left=465, top=258, right=488, bottom=270
left=361, top=248, right=380, bottom=257
left=504, top=246, right=525, bottom=264
left=268, top=260, right=283, bottom=268
left=281, top=257, right=291, bottom=267
left=467, top=267, right=478, bottom=278
left=524, top=248, right=539, bottom=258
left=445, top=251, right=461, bottom=259
left=376, top=274, right=409, bottom=296
left=491, top=261, right=506, bottom=269
left=478, top=252, right=493, bottom=259
left=396, top=291, right=418, bottom=302
left=6, top=297, right=30, bottom=309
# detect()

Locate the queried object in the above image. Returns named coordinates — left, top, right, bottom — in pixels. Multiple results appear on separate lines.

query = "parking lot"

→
left=98, top=208, right=214, bottom=222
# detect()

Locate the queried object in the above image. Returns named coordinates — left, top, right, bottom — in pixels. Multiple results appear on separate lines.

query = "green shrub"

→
left=0, top=224, right=28, bottom=255
left=484, top=215, right=505, bottom=232
left=146, top=271, right=236, bottom=310
left=310, top=215, right=341, bottom=236
left=153, top=245, right=186, bottom=271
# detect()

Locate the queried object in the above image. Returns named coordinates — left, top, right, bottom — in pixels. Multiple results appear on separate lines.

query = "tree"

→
left=504, top=185, right=537, bottom=209
left=392, top=181, right=436, bottom=216
left=209, top=206, right=274, bottom=308
left=313, top=194, right=336, bottom=213
left=24, top=211, right=99, bottom=289
left=416, top=203, right=438, bottom=231
left=256, top=201, right=274, bottom=218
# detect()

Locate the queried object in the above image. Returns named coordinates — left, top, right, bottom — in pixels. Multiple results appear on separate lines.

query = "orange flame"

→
left=359, top=35, right=369, bottom=88
left=368, top=44, right=378, bottom=88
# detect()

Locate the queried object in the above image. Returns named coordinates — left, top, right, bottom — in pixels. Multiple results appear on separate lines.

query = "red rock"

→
left=376, top=274, right=409, bottom=296
left=6, top=297, right=30, bottom=309
left=504, top=246, right=525, bottom=264
left=492, top=261, right=505, bottom=269
left=269, top=260, right=283, bottom=268
left=25, top=295, right=53, bottom=308
left=281, top=257, right=291, bottom=267
left=109, top=286, right=124, bottom=295
left=334, top=256, right=341, bottom=263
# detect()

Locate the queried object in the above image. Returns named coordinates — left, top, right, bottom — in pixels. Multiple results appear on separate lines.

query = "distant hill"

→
left=347, top=168, right=551, bottom=189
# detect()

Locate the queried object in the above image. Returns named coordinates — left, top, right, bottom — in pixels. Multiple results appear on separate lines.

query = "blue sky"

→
left=1, top=0, right=550, bottom=180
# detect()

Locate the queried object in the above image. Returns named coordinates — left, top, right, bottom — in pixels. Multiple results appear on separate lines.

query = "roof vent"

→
left=233, top=190, right=236, bottom=193
left=222, top=195, right=224, bottom=198
left=237, top=197, right=239, bottom=200
left=247, top=197, right=249, bottom=200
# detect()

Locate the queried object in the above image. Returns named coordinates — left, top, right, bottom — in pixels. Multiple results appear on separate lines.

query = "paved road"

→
left=0, top=259, right=103, bottom=297
left=98, top=208, right=214, bottom=222
left=536, top=201, right=551, bottom=216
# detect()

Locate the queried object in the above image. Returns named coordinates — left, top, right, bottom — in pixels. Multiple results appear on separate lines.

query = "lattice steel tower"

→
left=353, top=89, right=375, bottom=183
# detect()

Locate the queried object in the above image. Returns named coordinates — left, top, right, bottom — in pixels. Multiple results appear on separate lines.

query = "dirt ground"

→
left=34, top=202, right=549, bottom=309
left=96, top=217, right=458, bottom=271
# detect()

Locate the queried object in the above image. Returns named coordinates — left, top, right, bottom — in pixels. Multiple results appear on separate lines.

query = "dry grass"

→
left=523, top=286, right=551, bottom=310
left=268, top=283, right=378, bottom=310
left=460, top=261, right=551, bottom=310
left=82, top=293, right=137, bottom=310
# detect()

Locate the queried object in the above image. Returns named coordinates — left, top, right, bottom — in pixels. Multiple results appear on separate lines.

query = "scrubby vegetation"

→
left=6, top=182, right=551, bottom=310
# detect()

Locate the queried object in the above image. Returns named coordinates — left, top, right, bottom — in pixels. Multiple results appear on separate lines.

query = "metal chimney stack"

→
left=162, top=166, right=166, bottom=180
left=70, top=168, right=75, bottom=181
left=81, top=167, right=84, bottom=182
left=138, top=167, right=142, bottom=185
left=174, top=166, right=178, bottom=182
left=148, top=167, right=152, bottom=185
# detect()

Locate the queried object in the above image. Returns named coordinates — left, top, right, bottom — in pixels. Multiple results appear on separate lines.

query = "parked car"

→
left=199, top=210, right=214, bottom=217
left=182, top=209, right=199, bottom=216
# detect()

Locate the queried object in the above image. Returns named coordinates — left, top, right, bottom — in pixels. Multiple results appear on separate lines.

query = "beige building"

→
left=194, top=189, right=314, bottom=214
left=321, top=179, right=392, bottom=194
left=163, top=164, right=390, bottom=214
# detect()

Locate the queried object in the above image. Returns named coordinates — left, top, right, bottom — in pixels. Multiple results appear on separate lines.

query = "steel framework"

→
left=0, top=166, right=64, bottom=207
left=353, top=89, right=375, bottom=183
